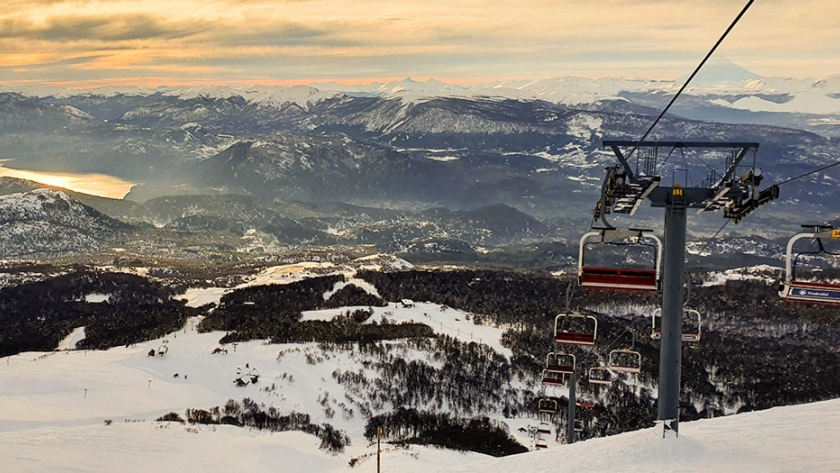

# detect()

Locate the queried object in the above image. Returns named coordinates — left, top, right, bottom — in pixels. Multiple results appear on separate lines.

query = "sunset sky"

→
left=1, top=0, right=838, bottom=88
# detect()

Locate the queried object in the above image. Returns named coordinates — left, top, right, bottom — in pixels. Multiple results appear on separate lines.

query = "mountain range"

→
left=0, top=57, right=837, bottom=261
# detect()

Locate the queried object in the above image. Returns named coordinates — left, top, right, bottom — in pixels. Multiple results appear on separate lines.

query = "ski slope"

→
left=2, top=310, right=840, bottom=471
left=443, top=399, right=840, bottom=472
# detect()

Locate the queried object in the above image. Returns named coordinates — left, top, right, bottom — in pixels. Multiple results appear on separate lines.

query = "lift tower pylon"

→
left=594, top=140, right=778, bottom=436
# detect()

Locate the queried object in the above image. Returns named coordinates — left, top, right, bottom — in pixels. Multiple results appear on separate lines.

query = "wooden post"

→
left=84, top=388, right=87, bottom=399
left=377, top=426, right=381, bottom=473
left=148, top=380, right=152, bottom=389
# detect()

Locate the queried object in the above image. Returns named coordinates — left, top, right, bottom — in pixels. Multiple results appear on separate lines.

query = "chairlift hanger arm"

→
left=609, top=145, right=636, bottom=181
left=714, top=146, right=755, bottom=188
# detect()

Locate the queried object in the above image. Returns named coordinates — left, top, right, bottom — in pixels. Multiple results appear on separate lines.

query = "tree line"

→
left=158, top=397, right=351, bottom=453
left=364, top=407, right=527, bottom=457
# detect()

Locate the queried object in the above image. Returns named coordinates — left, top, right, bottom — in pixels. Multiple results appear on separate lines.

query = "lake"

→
left=0, top=160, right=135, bottom=199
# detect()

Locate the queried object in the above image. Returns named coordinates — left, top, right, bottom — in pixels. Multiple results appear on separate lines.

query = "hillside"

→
left=2, top=316, right=838, bottom=473
left=0, top=189, right=134, bottom=257
left=2, top=262, right=840, bottom=471
left=442, top=398, right=840, bottom=473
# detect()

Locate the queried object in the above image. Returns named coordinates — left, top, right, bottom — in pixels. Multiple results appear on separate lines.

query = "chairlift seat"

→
left=554, top=331, right=596, bottom=346
left=651, top=330, right=700, bottom=342
left=608, top=349, right=642, bottom=374
left=588, top=367, right=614, bottom=385
left=546, top=363, right=575, bottom=374
left=554, top=313, right=598, bottom=346
left=651, top=308, right=702, bottom=342
left=577, top=401, right=595, bottom=409
left=580, top=267, right=659, bottom=292
left=538, top=399, right=558, bottom=414
left=785, top=281, right=840, bottom=304
left=682, top=332, right=701, bottom=342
left=578, top=229, right=663, bottom=292
left=780, top=228, right=840, bottom=305
left=541, top=370, right=566, bottom=386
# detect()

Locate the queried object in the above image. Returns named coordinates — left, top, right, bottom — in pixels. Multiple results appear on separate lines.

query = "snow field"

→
left=176, top=255, right=412, bottom=308
left=1, top=315, right=495, bottom=472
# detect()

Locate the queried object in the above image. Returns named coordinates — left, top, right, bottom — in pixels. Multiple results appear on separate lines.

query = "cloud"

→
left=0, top=0, right=837, bottom=85
left=0, top=15, right=207, bottom=42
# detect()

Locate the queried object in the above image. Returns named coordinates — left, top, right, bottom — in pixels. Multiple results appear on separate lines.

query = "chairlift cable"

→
left=773, top=159, right=840, bottom=186
left=683, top=144, right=719, bottom=174
left=653, top=144, right=680, bottom=173
left=678, top=148, right=696, bottom=187
left=622, top=0, right=756, bottom=164
left=697, top=219, right=732, bottom=252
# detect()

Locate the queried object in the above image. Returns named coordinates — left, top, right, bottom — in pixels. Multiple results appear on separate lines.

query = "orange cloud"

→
left=0, top=0, right=837, bottom=85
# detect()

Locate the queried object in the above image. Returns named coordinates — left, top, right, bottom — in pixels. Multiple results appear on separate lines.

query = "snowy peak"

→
left=158, top=84, right=340, bottom=110
left=679, top=56, right=764, bottom=84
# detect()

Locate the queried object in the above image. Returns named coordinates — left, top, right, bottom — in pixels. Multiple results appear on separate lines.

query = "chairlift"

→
left=574, top=420, right=584, bottom=432
left=607, top=349, right=642, bottom=374
left=779, top=225, right=840, bottom=304
left=576, top=399, right=595, bottom=409
left=541, top=369, right=566, bottom=386
left=554, top=312, right=598, bottom=346
left=545, top=352, right=576, bottom=374
left=542, top=352, right=575, bottom=386
left=651, top=308, right=702, bottom=342
left=537, top=422, right=552, bottom=436
left=535, top=437, right=548, bottom=449
left=578, top=228, right=663, bottom=292
left=588, top=366, right=614, bottom=385
left=538, top=398, right=559, bottom=415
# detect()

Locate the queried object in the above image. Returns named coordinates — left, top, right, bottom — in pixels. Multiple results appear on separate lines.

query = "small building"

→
left=400, top=299, right=415, bottom=308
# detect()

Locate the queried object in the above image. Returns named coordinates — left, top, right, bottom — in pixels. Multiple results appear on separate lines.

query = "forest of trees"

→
left=364, top=407, right=528, bottom=457
left=330, top=335, right=528, bottom=418
left=355, top=268, right=840, bottom=425
left=0, top=269, right=192, bottom=357
left=197, top=277, right=430, bottom=344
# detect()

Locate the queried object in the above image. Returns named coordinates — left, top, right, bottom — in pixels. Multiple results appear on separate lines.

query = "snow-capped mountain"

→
left=0, top=56, right=835, bottom=255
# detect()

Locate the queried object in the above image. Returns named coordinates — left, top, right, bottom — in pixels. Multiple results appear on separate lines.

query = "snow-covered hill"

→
left=0, top=189, right=132, bottom=257
left=3, top=310, right=839, bottom=472
left=442, top=398, right=840, bottom=472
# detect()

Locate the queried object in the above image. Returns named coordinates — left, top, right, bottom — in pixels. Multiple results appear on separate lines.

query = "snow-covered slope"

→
left=443, top=399, right=840, bottom=473
left=3, top=311, right=840, bottom=473
left=0, top=307, right=512, bottom=472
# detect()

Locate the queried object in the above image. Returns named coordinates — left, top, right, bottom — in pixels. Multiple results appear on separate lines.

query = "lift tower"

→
left=594, top=140, right=779, bottom=435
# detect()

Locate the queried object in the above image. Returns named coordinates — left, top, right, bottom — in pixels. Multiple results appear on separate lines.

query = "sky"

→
left=1, top=0, right=838, bottom=88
